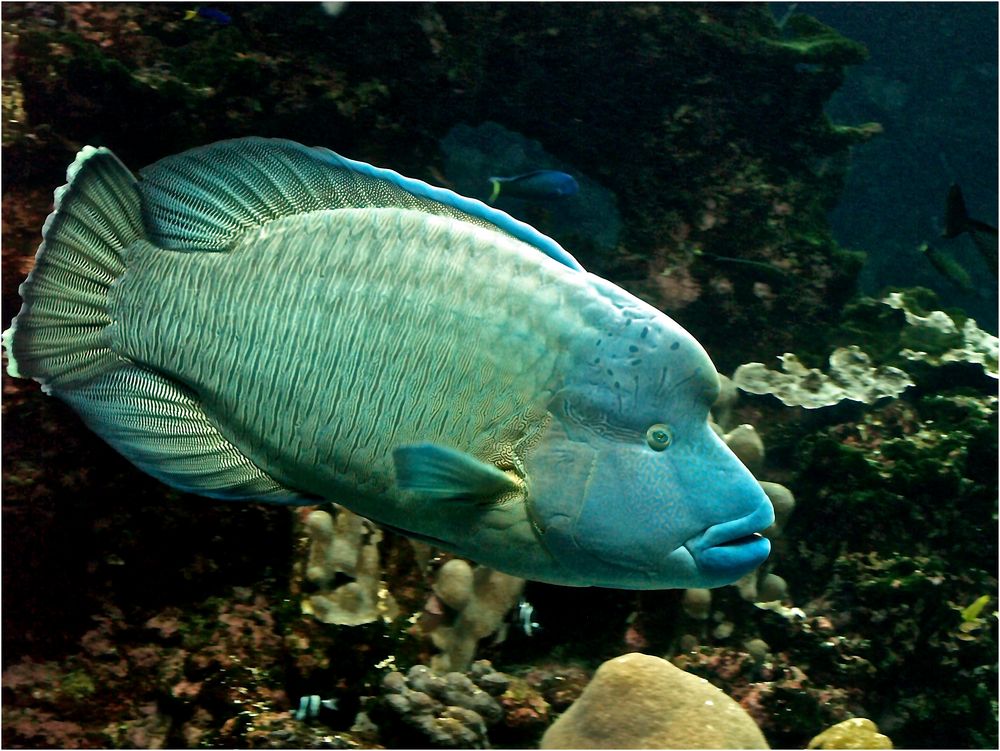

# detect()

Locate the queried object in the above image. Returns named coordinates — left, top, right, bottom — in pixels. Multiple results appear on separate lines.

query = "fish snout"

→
left=685, top=498, right=774, bottom=584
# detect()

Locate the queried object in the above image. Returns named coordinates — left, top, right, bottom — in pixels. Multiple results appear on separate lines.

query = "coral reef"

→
left=777, top=390, right=998, bottom=748
left=540, top=652, right=769, bottom=749
left=2, top=4, right=994, bottom=750
left=372, top=661, right=508, bottom=749
left=2, top=589, right=293, bottom=749
left=672, top=638, right=858, bottom=749
left=1, top=3, right=877, bottom=370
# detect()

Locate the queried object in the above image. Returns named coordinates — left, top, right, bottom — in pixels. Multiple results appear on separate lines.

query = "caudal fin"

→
left=943, top=183, right=970, bottom=239
left=2, top=145, right=311, bottom=504
left=3, top=146, right=143, bottom=391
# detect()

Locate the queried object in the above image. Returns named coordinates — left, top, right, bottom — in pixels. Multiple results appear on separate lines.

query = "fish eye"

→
left=646, top=423, right=672, bottom=451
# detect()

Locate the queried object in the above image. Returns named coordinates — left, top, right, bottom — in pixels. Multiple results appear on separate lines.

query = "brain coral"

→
left=540, top=652, right=768, bottom=749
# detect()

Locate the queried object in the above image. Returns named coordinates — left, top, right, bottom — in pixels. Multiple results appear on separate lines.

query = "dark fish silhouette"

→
left=943, top=184, right=997, bottom=276
left=919, top=242, right=975, bottom=294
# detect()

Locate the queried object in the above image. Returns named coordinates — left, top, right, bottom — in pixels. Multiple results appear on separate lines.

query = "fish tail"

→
left=488, top=178, right=501, bottom=204
left=3, top=145, right=311, bottom=504
left=943, top=183, right=970, bottom=238
left=3, top=146, right=143, bottom=391
left=184, top=9, right=198, bottom=20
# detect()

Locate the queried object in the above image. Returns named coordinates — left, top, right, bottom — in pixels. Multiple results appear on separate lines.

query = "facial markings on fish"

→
left=111, top=208, right=580, bottom=516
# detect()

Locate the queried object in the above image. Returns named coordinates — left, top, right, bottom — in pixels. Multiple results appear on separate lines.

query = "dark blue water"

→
left=775, top=2, right=998, bottom=330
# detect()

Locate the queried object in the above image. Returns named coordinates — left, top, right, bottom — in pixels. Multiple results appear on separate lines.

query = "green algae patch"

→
left=761, top=15, right=869, bottom=67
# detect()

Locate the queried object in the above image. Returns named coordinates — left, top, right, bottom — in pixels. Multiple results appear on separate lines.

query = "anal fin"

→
left=56, top=365, right=312, bottom=504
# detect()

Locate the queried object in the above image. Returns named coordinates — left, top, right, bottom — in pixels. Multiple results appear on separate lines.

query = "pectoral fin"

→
left=393, top=444, right=518, bottom=502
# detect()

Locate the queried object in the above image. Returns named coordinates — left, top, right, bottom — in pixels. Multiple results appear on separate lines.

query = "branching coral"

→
left=376, top=661, right=509, bottom=749
left=420, top=559, right=525, bottom=673
left=706, top=385, right=796, bottom=607
left=301, top=506, right=399, bottom=626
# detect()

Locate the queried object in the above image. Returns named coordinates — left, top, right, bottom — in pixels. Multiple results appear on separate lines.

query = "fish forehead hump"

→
left=109, top=205, right=600, bottom=504
left=561, top=273, right=721, bottom=427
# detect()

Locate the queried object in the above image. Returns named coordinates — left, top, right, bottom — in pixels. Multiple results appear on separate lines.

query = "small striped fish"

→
left=4, top=138, right=773, bottom=589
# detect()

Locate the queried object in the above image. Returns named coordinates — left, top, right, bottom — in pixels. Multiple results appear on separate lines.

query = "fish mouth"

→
left=686, top=500, right=774, bottom=578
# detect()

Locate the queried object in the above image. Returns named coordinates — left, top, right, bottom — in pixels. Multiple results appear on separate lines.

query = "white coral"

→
left=733, top=346, right=914, bottom=408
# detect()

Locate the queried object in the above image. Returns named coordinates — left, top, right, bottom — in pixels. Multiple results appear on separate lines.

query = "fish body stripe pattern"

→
left=110, top=207, right=592, bottom=525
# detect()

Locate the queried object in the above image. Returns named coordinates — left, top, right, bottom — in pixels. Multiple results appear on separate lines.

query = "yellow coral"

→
left=807, top=718, right=892, bottom=749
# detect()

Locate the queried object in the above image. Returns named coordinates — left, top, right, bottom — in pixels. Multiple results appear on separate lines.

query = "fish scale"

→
left=111, top=207, right=574, bottom=514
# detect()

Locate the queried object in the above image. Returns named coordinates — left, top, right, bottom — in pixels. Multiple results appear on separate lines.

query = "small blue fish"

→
left=488, top=170, right=579, bottom=203
left=184, top=6, right=231, bottom=24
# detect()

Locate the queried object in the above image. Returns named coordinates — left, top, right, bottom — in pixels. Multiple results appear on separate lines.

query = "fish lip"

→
left=686, top=499, right=775, bottom=575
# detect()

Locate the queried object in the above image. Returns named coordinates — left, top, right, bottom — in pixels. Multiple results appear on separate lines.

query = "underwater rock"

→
left=540, top=652, right=768, bottom=749
left=758, top=14, right=868, bottom=66
left=807, top=717, right=893, bottom=749
left=733, top=346, right=915, bottom=408
left=1, top=590, right=293, bottom=749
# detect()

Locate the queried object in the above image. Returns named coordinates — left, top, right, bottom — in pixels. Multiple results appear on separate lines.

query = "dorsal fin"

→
left=138, top=137, right=584, bottom=271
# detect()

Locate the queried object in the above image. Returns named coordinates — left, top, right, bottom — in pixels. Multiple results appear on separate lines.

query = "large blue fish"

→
left=3, top=138, right=773, bottom=589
